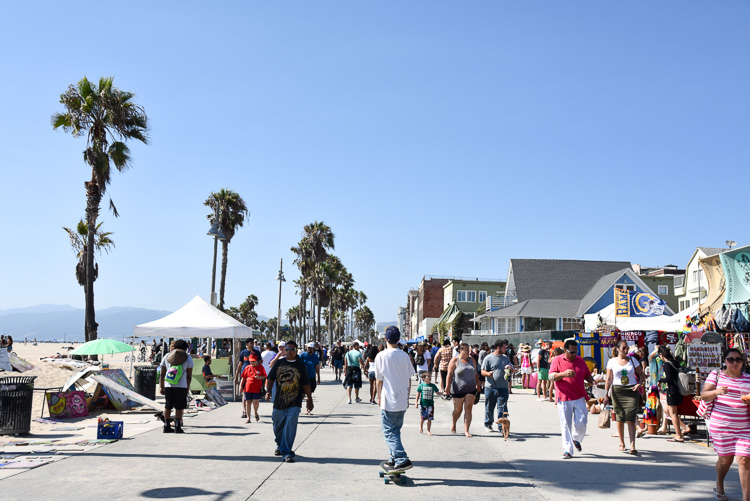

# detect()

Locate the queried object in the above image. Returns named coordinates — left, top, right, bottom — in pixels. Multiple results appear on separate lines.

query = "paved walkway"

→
left=0, top=369, right=733, bottom=500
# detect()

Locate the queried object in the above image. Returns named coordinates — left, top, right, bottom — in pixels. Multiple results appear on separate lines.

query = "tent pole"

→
left=130, top=334, right=135, bottom=381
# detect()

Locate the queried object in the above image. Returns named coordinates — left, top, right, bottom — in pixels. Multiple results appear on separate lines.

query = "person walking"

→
left=659, top=345, right=687, bottom=443
left=433, top=339, right=453, bottom=399
left=344, top=342, right=365, bottom=404
left=603, top=340, right=645, bottom=455
left=331, top=340, right=345, bottom=380
left=550, top=339, right=594, bottom=459
left=159, top=339, right=193, bottom=434
left=445, top=343, right=481, bottom=437
left=375, top=326, right=415, bottom=471
left=265, top=340, right=313, bottom=463
left=520, top=344, right=533, bottom=390
left=365, top=344, right=380, bottom=404
left=477, top=342, right=490, bottom=392
left=700, top=348, right=750, bottom=501
left=537, top=342, right=551, bottom=401
left=481, top=340, right=512, bottom=433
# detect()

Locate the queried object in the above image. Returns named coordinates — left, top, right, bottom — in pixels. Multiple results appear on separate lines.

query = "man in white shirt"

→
left=375, top=326, right=415, bottom=471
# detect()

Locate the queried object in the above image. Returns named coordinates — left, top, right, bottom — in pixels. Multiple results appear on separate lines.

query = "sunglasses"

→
left=284, top=347, right=296, bottom=351
left=566, top=349, right=578, bottom=354
left=726, top=357, right=744, bottom=364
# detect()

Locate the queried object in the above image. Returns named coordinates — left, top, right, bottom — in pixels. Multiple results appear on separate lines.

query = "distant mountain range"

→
left=0, top=304, right=173, bottom=342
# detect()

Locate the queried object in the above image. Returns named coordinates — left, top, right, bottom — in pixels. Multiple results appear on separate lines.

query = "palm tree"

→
left=239, top=295, right=259, bottom=327
left=52, top=76, right=148, bottom=342
left=204, top=189, right=249, bottom=310
left=291, top=221, right=334, bottom=340
left=63, top=220, right=115, bottom=337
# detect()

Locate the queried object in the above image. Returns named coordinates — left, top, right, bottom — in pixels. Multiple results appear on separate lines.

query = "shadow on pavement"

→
left=141, top=487, right=234, bottom=500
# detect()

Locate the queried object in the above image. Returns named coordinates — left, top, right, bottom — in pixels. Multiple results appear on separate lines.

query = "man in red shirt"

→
left=549, top=340, right=594, bottom=459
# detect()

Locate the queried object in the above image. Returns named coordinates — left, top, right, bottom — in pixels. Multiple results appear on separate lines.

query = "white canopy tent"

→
left=133, top=295, right=253, bottom=339
left=584, top=302, right=700, bottom=332
left=133, top=295, right=253, bottom=401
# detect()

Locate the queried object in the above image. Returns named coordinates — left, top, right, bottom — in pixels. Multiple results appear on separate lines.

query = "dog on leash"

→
left=496, top=412, right=511, bottom=441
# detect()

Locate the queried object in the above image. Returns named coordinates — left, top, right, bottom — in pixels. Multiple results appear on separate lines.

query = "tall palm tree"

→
left=63, top=220, right=115, bottom=337
left=239, top=294, right=259, bottom=327
left=52, top=76, right=148, bottom=342
left=291, top=221, right=334, bottom=340
left=204, top=189, right=249, bottom=310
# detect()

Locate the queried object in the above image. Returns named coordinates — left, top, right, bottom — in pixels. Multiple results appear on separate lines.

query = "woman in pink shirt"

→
left=700, top=348, right=750, bottom=501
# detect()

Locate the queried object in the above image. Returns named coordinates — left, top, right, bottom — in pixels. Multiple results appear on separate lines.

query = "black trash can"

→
left=134, top=365, right=157, bottom=400
left=0, top=376, right=37, bottom=436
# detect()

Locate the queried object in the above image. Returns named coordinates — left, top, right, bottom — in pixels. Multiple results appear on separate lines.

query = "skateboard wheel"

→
left=379, top=471, right=384, bottom=478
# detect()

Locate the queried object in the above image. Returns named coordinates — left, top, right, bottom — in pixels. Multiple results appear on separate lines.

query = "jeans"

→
left=381, top=410, right=409, bottom=466
left=484, top=387, right=509, bottom=428
left=272, top=406, right=301, bottom=459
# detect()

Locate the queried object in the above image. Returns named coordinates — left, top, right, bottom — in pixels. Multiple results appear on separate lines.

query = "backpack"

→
left=165, top=363, right=184, bottom=385
left=667, top=361, right=691, bottom=396
left=415, top=353, right=425, bottom=365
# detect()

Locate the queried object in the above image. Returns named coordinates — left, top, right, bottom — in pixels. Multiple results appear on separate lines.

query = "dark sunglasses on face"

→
left=566, top=349, right=577, bottom=354
left=726, top=357, right=744, bottom=364
left=285, top=347, right=296, bottom=351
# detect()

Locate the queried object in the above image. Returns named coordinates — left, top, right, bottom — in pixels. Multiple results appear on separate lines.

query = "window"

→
left=562, top=318, right=580, bottom=330
left=615, top=284, right=635, bottom=292
left=458, top=290, right=476, bottom=302
left=692, top=297, right=699, bottom=305
left=478, top=291, right=487, bottom=303
left=658, top=285, right=668, bottom=295
left=457, top=290, right=466, bottom=302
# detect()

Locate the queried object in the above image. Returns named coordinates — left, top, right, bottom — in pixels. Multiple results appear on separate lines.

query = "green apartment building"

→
left=443, top=279, right=507, bottom=316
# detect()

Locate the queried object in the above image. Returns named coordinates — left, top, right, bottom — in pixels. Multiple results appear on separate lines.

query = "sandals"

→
left=713, top=487, right=728, bottom=500
left=667, top=438, right=684, bottom=443
left=618, top=444, right=626, bottom=452
left=629, top=448, right=638, bottom=455
left=255, top=414, right=260, bottom=421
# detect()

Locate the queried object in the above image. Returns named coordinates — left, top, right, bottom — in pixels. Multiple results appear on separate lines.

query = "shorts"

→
left=521, top=366, right=532, bottom=375
left=164, top=387, right=189, bottom=410
left=420, top=405, right=434, bottom=421
left=333, top=360, right=343, bottom=369
left=666, top=392, right=683, bottom=407
left=368, top=370, right=376, bottom=380
left=538, top=368, right=549, bottom=381
left=710, top=431, right=750, bottom=457
left=244, top=392, right=261, bottom=400
left=344, top=367, right=362, bottom=389
left=451, top=392, right=472, bottom=400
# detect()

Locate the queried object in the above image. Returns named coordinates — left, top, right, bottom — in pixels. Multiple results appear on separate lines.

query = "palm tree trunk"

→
left=316, top=302, right=322, bottom=343
left=84, top=179, right=101, bottom=344
left=300, top=288, right=306, bottom=344
left=219, top=241, right=228, bottom=310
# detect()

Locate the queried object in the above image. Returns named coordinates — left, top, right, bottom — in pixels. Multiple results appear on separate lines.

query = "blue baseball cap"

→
left=385, top=326, right=401, bottom=343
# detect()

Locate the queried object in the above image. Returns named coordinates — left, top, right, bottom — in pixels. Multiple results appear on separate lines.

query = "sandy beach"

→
left=3, top=341, right=162, bottom=437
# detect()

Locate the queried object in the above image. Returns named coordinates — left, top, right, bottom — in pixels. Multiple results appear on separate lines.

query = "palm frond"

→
left=108, top=142, right=131, bottom=171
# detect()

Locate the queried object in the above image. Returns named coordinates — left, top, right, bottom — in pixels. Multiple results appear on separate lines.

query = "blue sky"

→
left=0, top=2, right=748, bottom=327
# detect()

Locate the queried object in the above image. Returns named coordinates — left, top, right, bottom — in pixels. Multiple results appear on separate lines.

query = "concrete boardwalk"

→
left=0, top=369, right=733, bottom=500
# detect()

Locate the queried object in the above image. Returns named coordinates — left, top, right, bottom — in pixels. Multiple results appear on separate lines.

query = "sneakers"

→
left=355, top=397, right=362, bottom=403
left=163, top=425, right=174, bottom=434
left=382, top=459, right=395, bottom=468
left=174, top=419, right=184, bottom=434
left=274, top=448, right=281, bottom=456
left=394, top=460, right=413, bottom=471
left=348, top=398, right=352, bottom=404
left=573, top=440, right=582, bottom=452
left=284, top=456, right=295, bottom=463
left=485, top=426, right=495, bottom=433
left=562, top=452, right=573, bottom=459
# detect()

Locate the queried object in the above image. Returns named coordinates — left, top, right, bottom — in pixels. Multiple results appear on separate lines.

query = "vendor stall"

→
left=133, top=295, right=253, bottom=401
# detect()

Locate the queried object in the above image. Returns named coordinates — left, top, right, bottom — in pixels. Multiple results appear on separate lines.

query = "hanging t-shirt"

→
left=417, top=382, right=439, bottom=407
left=607, top=357, right=638, bottom=386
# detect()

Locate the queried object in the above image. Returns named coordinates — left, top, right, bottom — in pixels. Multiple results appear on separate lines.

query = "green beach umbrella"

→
left=70, top=338, right=134, bottom=356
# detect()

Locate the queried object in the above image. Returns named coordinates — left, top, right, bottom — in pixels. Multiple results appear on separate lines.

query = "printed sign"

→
left=46, top=391, right=89, bottom=419
left=615, top=288, right=667, bottom=317
left=687, top=344, right=722, bottom=372
left=658, top=332, right=679, bottom=345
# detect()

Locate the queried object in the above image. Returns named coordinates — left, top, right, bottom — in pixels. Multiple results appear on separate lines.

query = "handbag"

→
left=697, top=370, right=720, bottom=420
left=597, top=405, right=611, bottom=428
left=666, top=360, right=692, bottom=396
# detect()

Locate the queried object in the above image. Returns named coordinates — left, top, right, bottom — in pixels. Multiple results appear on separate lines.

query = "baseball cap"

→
left=385, top=326, right=401, bottom=343
left=307, top=342, right=315, bottom=349
left=249, top=353, right=260, bottom=361
left=278, top=341, right=286, bottom=348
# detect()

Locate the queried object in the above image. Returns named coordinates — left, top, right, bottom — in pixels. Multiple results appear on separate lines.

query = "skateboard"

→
left=379, top=461, right=407, bottom=485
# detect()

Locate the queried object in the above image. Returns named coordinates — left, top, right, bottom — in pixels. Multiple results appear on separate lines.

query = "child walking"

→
left=416, top=372, right=440, bottom=435
left=241, top=353, right=266, bottom=423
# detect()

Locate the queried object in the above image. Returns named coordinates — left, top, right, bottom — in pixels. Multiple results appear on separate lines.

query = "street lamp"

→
left=207, top=206, right=226, bottom=307
left=726, top=240, right=737, bottom=251
left=276, top=258, right=285, bottom=341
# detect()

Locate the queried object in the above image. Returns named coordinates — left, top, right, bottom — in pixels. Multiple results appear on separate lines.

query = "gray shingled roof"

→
left=477, top=299, right=582, bottom=319
left=698, top=247, right=727, bottom=257
left=510, top=259, right=632, bottom=302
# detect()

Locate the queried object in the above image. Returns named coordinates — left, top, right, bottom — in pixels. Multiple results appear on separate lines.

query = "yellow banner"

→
left=614, top=288, right=630, bottom=317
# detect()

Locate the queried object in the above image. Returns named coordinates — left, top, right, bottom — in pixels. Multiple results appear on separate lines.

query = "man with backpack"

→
left=537, top=342, right=551, bottom=401
left=331, top=341, right=345, bottom=381
left=159, top=339, right=194, bottom=434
